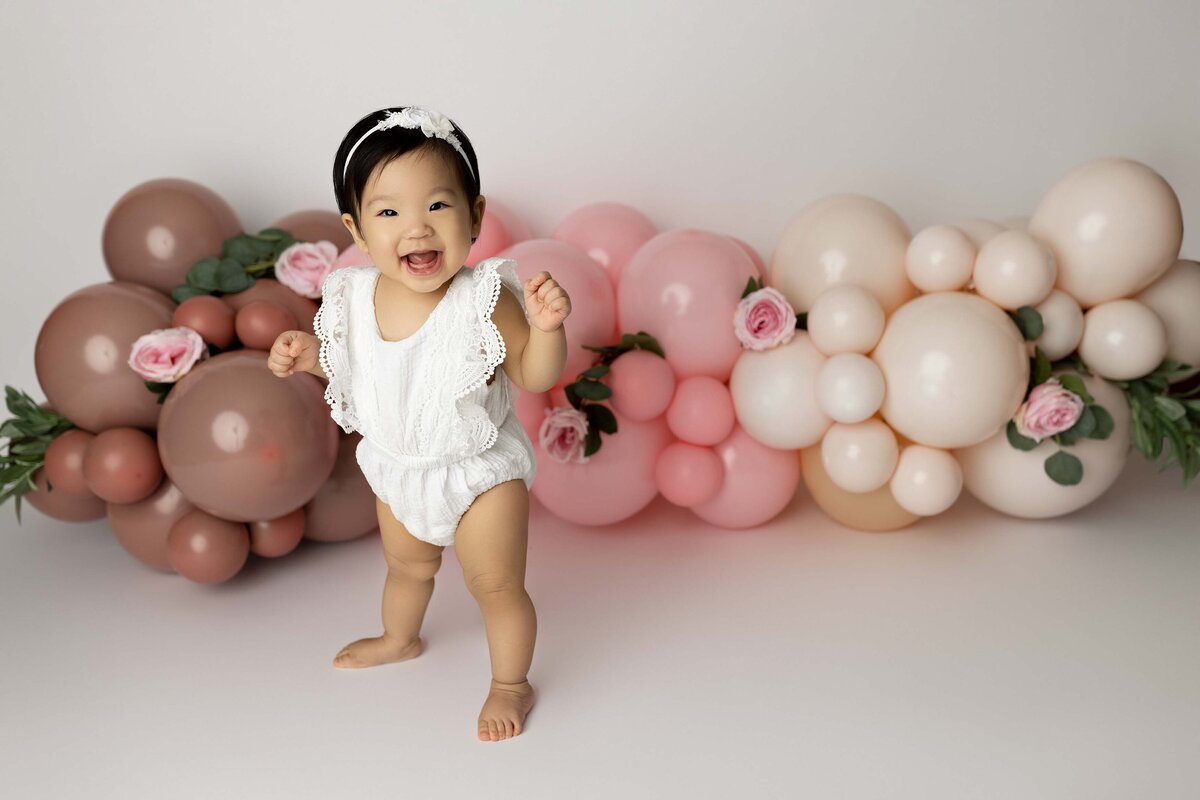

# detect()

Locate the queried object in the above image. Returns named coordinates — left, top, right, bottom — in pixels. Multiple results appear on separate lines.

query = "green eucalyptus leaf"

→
left=1033, top=348, right=1052, bottom=386
left=1089, top=405, right=1114, bottom=440
left=563, top=383, right=583, bottom=410
left=583, top=427, right=602, bottom=457
left=584, top=403, right=618, bottom=434
left=171, top=285, right=210, bottom=303
left=573, top=380, right=613, bottom=401
left=187, top=257, right=221, bottom=290
left=1154, top=395, right=1187, bottom=422
left=1006, top=420, right=1039, bottom=451
left=216, top=258, right=254, bottom=293
left=1044, top=450, right=1083, bottom=485
left=1056, top=373, right=1094, bottom=404
left=1012, top=306, right=1045, bottom=340
left=581, top=365, right=611, bottom=380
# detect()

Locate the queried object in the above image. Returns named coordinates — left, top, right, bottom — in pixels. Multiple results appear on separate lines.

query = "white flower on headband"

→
left=342, top=105, right=475, bottom=183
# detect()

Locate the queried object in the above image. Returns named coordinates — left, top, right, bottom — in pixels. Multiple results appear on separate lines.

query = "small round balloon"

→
left=972, top=230, right=1057, bottom=310
left=655, top=442, right=723, bottom=507
left=607, top=351, right=676, bottom=422
left=81, top=427, right=164, bottom=504
left=24, top=467, right=107, bottom=522
left=1077, top=299, right=1168, bottom=380
left=799, top=446, right=919, bottom=532
left=172, top=296, right=237, bottom=349
left=820, top=419, right=899, bottom=493
left=167, top=509, right=251, bottom=584
left=1031, top=289, right=1084, bottom=361
left=107, top=477, right=195, bottom=572
left=806, top=284, right=886, bottom=356
left=222, top=278, right=318, bottom=336
left=906, top=225, right=976, bottom=292
left=43, top=429, right=96, bottom=496
left=814, top=354, right=885, bottom=424
left=666, top=377, right=736, bottom=446
left=1135, top=260, right=1200, bottom=374
left=249, top=508, right=306, bottom=557
left=888, top=445, right=963, bottom=516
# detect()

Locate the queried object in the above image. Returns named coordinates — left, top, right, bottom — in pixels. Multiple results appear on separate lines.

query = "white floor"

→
left=1, top=455, right=1197, bottom=799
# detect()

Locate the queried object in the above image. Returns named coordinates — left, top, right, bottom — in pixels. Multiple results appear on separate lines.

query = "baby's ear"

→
left=470, top=195, right=487, bottom=239
left=341, top=212, right=367, bottom=251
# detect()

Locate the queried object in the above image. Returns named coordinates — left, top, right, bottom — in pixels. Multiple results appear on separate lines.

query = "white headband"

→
left=341, top=106, right=475, bottom=185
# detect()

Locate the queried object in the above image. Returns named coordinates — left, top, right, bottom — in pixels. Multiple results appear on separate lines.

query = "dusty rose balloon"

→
left=905, top=225, right=976, bottom=293
left=551, top=202, right=657, bottom=287
left=82, top=427, right=164, bottom=504
left=666, top=376, right=735, bottom=446
left=235, top=301, right=297, bottom=351
left=874, top=292, right=1029, bottom=448
left=728, top=237, right=765, bottom=276
left=608, top=350, right=676, bottom=422
left=167, top=509, right=250, bottom=584
left=334, top=244, right=372, bottom=269
left=655, top=442, right=723, bottom=507
left=467, top=199, right=531, bottom=264
left=1029, top=157, right=1183, bottom=307
left=24, top=467, right=107, bottom=522
left=172, top=295, right=236, bottom=349
left=500, top=239, right=616, bottom=381
left=619, top=229, right=758, bottom=381
left=1077, top=299, right=1168, bottom=380
left=531, top=411, right=671, bottom=526
left=955, top=372, right=1131, bottom=518
left=221, top=278, right=318, bottom=336
left=820, top=419, right=899, bottom=493
left=888, top=445, right=963, bottom=516
left=814, top=353, right=885, bottom=424
left=1135, top=260, right=1200, bottom=374
left=102, top=178, right=242, bottom=294
left=1030, top=289, right=1084, bottom=361
left=799, top=446, right=919, bottom=532
left=157, top=350, right=338, bottom=522
left=35, top=281, right=175, bottom=432
left=690, top=425, right=802, bottom=529
left=304, top=433, right=378, bottom=543
left=249, top=508, right=306, bottom=558
left=770, top=194, right=915, bottom=314
left=953, top=219, right=1006, bottom=248
left=972, top=230, right=1057, bottom=310
left=43, top=429, right=96, bottom=495
left=106, top=477, right=195, bottom=572
left=806, top=284, right=886, bottom=356
left=268, top=209, right=353, bottom=252
left=730, top=333, right=831, bottom=449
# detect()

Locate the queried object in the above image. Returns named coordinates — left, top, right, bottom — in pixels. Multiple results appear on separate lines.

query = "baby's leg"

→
left=333, top=496, right=445, bottom=669
left=454, top=479, right=537, bottom=741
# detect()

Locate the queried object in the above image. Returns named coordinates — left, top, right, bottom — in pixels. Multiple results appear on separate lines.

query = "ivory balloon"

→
left=905, top=225, right=976, bottom=292
left=730, top=332, right=831, bottom=449
left=1077, top=300, right=1168, bottom=380
left=814, top=354, right=884, bottom=423
left=1030, top=289, right=1084, bottom=361
left=888, top=445, right=963, bottom=516
left=1135, top=260, right=1200, bottom=374
left=1029, top=157, right=1183, bottom=307
left=799, top=446, right=919, bottom=532
left=954, top=219, right=1006, bottom=248
left=972, top=230, right=1057, bottom=310
left=806, top=284, right=886, bottom=355
left=820, top=419, right=899, bottom=493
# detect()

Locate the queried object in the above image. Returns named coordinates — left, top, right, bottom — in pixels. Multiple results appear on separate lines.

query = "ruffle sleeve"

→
left=450, top=257, right=526, bottom=402
left=313, top=267, right=361, bottom=434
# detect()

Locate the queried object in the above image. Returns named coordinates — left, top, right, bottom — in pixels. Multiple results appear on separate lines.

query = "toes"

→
left=489, top=720, right=500, bottom=741
left=478, top=722, right=490, bottom=742
left=503, top=720, right=514, bottom=738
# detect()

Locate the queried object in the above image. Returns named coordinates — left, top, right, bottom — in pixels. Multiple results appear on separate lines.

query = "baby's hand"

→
left=523, top=271, right=572, bottom=332
left=269, top=331, right=319, bottom=378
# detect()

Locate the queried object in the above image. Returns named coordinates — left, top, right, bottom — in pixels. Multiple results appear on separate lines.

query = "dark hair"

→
left=332, top=106, right=481, bottom=236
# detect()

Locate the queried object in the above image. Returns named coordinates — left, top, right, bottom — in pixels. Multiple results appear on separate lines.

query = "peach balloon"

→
left=608, top=350, right=675, bottom=422
left=666, top=376, right=736, bottom=446
left=43, top=429, right=96, bottom=495
left=888, top=445, right=963, bottom=516
left=814, top=353, right=885, bottom=424
left=770, top=194, right=915, bottom=314
left=873, top=292, right=1029, bottom=448
left=730, top=333, right=831, bottom=449
left=167, top=509, right=250, bottom=584
left=551, top=202, right=658, bottom=286
left=468, top=199, right=531, bottom=264
left=172, top=295, right=236, bottom=349
left=82, top=427, right=164, bottom=504
left=249, top=508, right=306, bottom=558
left=1135, top=260, right=1200, bottom=373
left=806, top=284, right=886, bottom=356
left=905, top=225, right=976, bottom=292
left=1077, top=299, right=1168, bottom=380
left=820, top=419, right=899, bottom=493
left=799, top=446, right=919, bottom=532
left=24, top=467, right=107, bottom=523
left=972, top=230, right=1057, bottom=310
left=655, top=442, right=723, bottom=507
left=303, top=433, right=378, bottom=543
left=1031, top=289, right=1084, bottom=361
left=953, top=219, right=1006, bottom=248
left=107, top=477, right=195, bottom=572
left=955, top=372, right=1131, bottom=518
left=268, top=209, right=354, bottom=252
left=690, top=425, right=802, bottom=529
left=235, top=301, right=298, bottom=351
left=1029, top=157, right=1183, bottom=307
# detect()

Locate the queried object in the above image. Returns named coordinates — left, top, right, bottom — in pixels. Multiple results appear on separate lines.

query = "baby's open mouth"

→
left=404, top=250, right=441, bottom=275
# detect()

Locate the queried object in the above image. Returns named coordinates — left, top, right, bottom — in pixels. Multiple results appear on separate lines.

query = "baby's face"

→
left=345, top=148, right=484, bottom=294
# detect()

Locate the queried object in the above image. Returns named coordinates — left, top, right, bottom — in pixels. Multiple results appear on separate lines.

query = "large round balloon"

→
left=35, top=281, right=175, bottom=432
left=954, top=372, right=1131, bottom=518
left=304, top=433, right=379, bottom=543
left=690, top=425, right=802, bottom=529
left=157, top=350, right=338, bottom=522
left=799, top=446, right=919, bottom=532
left=107, top=477, right=195, bottom=572
left=221, top=278, right=319, bottom=336
left=468, top=199, right=531, bottom=264
left=873, top=292, right=1028, bottom=448
left=770, top=194, right=915, bottom=314
left=24, top=467, right=107, bottom=522
left=1028, top=157, right=1183, bottom=307
left=730, top=332, right=831, bottom=449
left=102, top=178, right=242, bottom=295
left=552, top=202, right=657, bottom=287
left=1135, top=259, right=1200, bottom=374
left=618, top=229, right=758, bottom=381
left=268, top=209, right=353, bottom=252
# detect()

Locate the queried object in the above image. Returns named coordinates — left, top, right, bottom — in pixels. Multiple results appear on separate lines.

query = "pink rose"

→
left=538, top=407, right=590, bottom=464
left=734, top=286, right=797, bottom=351
left=1014, top=378, right=1085, bottom=442
left=128, top=327, right=206, bottom=383
left=274, top=241, right=340, bottom=299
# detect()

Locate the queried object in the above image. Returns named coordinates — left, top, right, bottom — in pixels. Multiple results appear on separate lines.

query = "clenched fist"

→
left=270, top=330, right=320, bottom=378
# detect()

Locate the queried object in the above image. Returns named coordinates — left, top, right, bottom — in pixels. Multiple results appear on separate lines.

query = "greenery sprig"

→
left=568, top=331, right=665, bottom=457
left=1116, top=359, right=1200, bottom=486
left=171, top=227, right=299, bottom=303
left=0, top=386, right=77, bottom=523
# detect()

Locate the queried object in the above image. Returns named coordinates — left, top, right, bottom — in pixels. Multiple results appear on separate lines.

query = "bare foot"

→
left=332, top=634, right=423, bottom=669
left=478, top=678, right=536, bottom=742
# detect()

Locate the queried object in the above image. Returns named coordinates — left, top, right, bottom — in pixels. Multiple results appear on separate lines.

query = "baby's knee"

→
left=464, top=570, right=524, bottom=599
left=385, top=551, right=443, bottom=582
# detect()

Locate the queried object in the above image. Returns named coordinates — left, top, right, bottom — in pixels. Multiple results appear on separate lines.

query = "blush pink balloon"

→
left=608, top=350, right=676, bottom=422
left=655, top=442, right=723, bottom=507
left=531, top=410, right=672, bottom=526
left=551, top=202, right=657, bottom=287
left=728, top=237, right=765, bottom=276
left=334, top=243, right=372, bottom=269
left=618, top=229, right=759, bottom=382
left=468, top=199, right=532, bottom=264
left=690, top=425, right=802, bottom=529
left=666, top=376, right=736, bottom=446
left=514, top=387, right=551, bottom=443
left=499, top=239, right=616, bottom=381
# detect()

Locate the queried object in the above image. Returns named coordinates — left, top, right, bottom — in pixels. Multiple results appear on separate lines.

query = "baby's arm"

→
left=268, top=331, right=326, bottom=380
left=491, top=287, right=565, bottom=393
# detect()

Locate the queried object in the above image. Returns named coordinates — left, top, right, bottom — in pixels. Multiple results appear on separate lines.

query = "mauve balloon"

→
left=157, top=350, right=338, bottom=522
left=35, top=281, right=175, bottom=432
left=249, top=508, right=306, bottom=557
left=269, top=209, right=354, bottom=252
left=24, top=468, right=106, bottom=523
left=107, top=477, right=195, bottom=572
left=167, top=509, right=250, bottom=584
left=103, top=178, right=242, bottom=294
left=43, top=429, right=96, bottom=495
left=172, top=296, right=236, bottom=349
left=222, top=278, right=318, bottom=336
left=235, top=301, right=297, bottom=351
left=304, top=433, right=378, bottom=543
left=82, top=427, right=164, bottom=504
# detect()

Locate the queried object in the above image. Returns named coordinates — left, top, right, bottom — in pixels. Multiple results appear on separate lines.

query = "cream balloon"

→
left=955, top=372, right=1131, bottom=518
left=815, top=354, right=885, bottom=424
left=905, top=225, right=976, bottom=292
left=770, top=194, right=915, bottom=314
left=1030, top=289, right=1084, bottom=361
left=873, top=292, right=1029, bottom=448
left=954, top=219, right=1006, bottom=248
left=1029, top=157, right=1183, bottom=307
left=1077, top=299, right=1168, bottom=380
left=820, top=419, right=899, bottom=493
left=1135, top=259, right=1200, bottom=374
left=806, top=284, right=886, bottom=355
left=730, top=332, right=831, bottom=449
left=972, top=230, right=1057, bottom=310
left=799, top=446, right=919, bottom=532
left=888, top=445, right=963, bottom=516
left=1001, top=216, right=1030, bottom=231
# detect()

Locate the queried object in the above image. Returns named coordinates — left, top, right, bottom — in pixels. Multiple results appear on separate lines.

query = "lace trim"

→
left=314, top=268, right=360, bottom=434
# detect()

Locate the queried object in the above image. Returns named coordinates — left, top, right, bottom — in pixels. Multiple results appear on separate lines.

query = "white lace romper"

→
left=313, top=257, right=537, bottom=547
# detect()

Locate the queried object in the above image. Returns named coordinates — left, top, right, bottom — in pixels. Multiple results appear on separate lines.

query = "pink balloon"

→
left=655, top=442, right=723, bottom=507
left=514, top=387, right=550, bottom=443
left=608, top=350, right=676, bottom=422
left=334, top=243, right=372, bottom=269
left=499, top=239, right=616, bottom=381
left=666, top=376, right=736, bottom=446
left=531, top=410, right=671, bottom=525
left=728, top=236, right=765, bottom=276
left=552, top=202, right=657, bottom=287
left=468, top=199, right=532, bottom=264
left=690, top=425, right=802, bottom=529
left=618, top=230, right=758, bottom=381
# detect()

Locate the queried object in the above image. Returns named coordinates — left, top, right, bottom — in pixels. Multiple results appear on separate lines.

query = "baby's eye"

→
left=378, top=209, right=396, bottom=217
left=430, top=201, right=449, bottom=211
